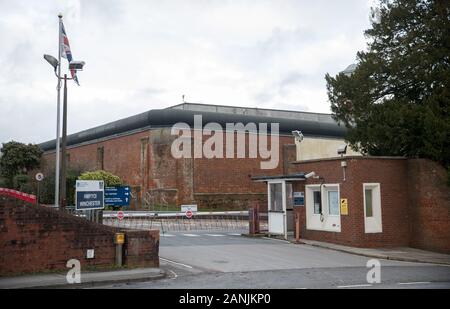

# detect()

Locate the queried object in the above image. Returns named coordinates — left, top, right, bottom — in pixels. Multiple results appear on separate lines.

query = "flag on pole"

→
left=60, top=22, right=80, bottom=86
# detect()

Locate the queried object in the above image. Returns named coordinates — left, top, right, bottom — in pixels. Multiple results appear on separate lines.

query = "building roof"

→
left=251, top=173, right=306, bottom=182
left=39, top=105, right=347, bottom=152
left=169, top=102, right=336, bottom=124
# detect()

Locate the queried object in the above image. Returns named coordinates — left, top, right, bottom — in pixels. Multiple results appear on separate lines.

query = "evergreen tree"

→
left=325, top=0, right=450, bottom=169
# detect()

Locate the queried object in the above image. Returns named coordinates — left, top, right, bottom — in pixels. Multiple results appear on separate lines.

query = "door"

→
left=268, top=182, right=284, bottom=235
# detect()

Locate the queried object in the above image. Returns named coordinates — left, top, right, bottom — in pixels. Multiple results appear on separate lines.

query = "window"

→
left=96, top=146, right=104, bottom=170
left=270, top=183, right=283, bottom=212
left=365, top=189, right=373, bottom=217
left=363, top=183, right=382, bottom=233
left=313, top=191, right=321, bottom=214
left=328, top=190, right=340, bottom=216
left=286, top=183, right=293, bottom=210
left=305, top=184, right=341, bottom=232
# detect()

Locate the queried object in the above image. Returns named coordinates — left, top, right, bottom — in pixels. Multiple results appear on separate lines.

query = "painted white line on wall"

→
left=337, top=284, right=372, bottom=288
left=182, top=233, right=200, bottom=237
left=397, top=282, right=430, bottom=285
left=160, top=257, right=193, bottom=269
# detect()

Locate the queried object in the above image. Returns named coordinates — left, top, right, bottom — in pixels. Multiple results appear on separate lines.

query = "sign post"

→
left=75, top=180, right=105, bottom=211
left=35, top=173, right=44, bottom=207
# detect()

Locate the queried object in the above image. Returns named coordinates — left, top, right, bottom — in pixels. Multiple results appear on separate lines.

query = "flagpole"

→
left=54, top=13, right=63, bottom=208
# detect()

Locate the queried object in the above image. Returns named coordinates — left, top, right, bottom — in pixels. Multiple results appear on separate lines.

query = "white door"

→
left=268, top=181, right=285, bottom=235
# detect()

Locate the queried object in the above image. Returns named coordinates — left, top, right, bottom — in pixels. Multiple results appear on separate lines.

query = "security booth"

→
left=252, top=174, right=306, bottom=239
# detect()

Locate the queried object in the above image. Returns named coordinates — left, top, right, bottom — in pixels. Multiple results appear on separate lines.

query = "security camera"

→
left=69, top=61, right=85, bottom=71
left=304, top=171, right=316, bottom=179
left=337, top=144, right=347, bottom=156
left=292, top=130, right=304, bottom=142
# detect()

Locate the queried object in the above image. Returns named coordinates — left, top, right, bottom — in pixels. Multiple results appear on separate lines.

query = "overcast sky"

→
left=0, top=0, right=375, bottom=145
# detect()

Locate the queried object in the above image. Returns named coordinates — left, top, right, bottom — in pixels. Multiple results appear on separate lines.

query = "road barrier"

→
left=102, top=211, right=268, bottom=233
left=0, top=188, right=37, bottom=204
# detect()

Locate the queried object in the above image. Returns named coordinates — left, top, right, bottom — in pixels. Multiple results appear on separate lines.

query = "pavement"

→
left=295, top=239, right=450, bottom=265
left=97, top=230, right=450, bottom=289
left=0, top=267, right=165, bottom=289
left=2, top=230, right=449, bottom=289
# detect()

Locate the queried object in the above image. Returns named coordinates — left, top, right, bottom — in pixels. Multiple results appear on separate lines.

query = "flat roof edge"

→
left=291, top=156, right=407, bottom=164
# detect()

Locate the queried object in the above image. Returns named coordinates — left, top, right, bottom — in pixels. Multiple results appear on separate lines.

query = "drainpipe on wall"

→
left=341, top=161, right=347, bottom=181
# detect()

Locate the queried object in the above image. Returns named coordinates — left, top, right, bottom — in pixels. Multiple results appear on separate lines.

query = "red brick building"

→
left=39, top=103, right=348, bottom=210
left=254, top=157, right=450, bottom=253
left=38, top=103, right=450, bottom=252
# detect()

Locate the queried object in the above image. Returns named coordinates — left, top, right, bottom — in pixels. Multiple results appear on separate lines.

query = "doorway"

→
left=267, top=180, right=294, bottom=239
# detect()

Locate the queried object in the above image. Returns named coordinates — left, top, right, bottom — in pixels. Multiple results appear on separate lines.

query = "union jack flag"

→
left=60, top=22, right=80, bottom=86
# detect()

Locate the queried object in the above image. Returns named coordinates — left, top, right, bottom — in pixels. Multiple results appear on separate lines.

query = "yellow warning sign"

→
left=340, top=198, right=348, bottom=215
left=115, top=233, right=125, bottom=245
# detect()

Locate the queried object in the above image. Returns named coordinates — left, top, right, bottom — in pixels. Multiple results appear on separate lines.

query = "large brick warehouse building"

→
left=39, top=103, right=352, bottom=210
left=37, top=103, right=449, bottom=253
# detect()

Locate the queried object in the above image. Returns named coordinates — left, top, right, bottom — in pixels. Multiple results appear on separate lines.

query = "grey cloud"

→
left=0, top=0, right=373, bottom=144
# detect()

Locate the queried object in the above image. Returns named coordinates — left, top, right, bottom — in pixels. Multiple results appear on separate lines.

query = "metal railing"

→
left=101, top=211, right=268, bottom=233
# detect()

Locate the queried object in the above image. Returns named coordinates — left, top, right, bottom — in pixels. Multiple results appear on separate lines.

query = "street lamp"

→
left=44, top=54, right=59, bottom=71
left=44, top=14, right=85, bottom=210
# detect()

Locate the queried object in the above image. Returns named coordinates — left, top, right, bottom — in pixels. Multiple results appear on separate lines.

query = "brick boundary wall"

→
left=407, top=159, right=450, bottom=254
left=0, top=197, right=159, bottom=276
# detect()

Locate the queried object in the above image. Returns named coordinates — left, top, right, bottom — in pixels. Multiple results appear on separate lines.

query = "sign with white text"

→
left=75, top=180, right=105, bottom=211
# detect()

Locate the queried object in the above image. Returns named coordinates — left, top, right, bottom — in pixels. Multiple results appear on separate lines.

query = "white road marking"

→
left=160, top=257, right=193, bottom=269
left=168, top=269, right=178, bottom=279
left=227, top=233, right=242, bottom=236
left=337, top=284, right=372, bottom=288
left=205, top=234, right=226, bottom=237
left=161, top=234, right=175, bottom=237
left=397, top=282, right=430, bottom=285
left=182, top=233, right=200, bottom=237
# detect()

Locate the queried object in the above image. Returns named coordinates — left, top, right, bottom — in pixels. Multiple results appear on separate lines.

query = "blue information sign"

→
left=293, top=191, right=305, bottom=206
left=105, top=186, right=131, bottom=207
left=75, top=180, right=105, bottom=210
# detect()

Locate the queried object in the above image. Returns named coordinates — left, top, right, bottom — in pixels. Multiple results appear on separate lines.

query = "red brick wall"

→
left=289, top=157, right=410, bottom=248
left=43, top=128, right=296, bottom=210
left=124, top=230, right=160, bottom=268
left=407, top=159, right=450, bottom=254
left=0, top=197, right=159, bottom=276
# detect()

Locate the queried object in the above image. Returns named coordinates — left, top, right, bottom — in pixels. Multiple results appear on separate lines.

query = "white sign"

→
left=35, top=172, right=44, bottom=182
left=86, top=249, right=95, bottom=259
left=75, top=180, right=105, bottom=211
left=181, top=204, right=198, bottom=213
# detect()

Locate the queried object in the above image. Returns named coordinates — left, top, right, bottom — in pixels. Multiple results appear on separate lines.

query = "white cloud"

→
left=0, top=0, right=373, bottom=144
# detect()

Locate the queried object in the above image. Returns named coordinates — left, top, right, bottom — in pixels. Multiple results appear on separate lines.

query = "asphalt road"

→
left=95, top=231, right=450, bottom=289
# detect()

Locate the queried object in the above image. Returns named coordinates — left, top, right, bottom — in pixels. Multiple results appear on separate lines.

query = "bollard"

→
left=249, top=203, right=260, bottom=235
left=114, top=233, right=125, bottom=267
left=255, top=203, right=260, bottom=234
left=295, top=211, right=301, bottom=242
